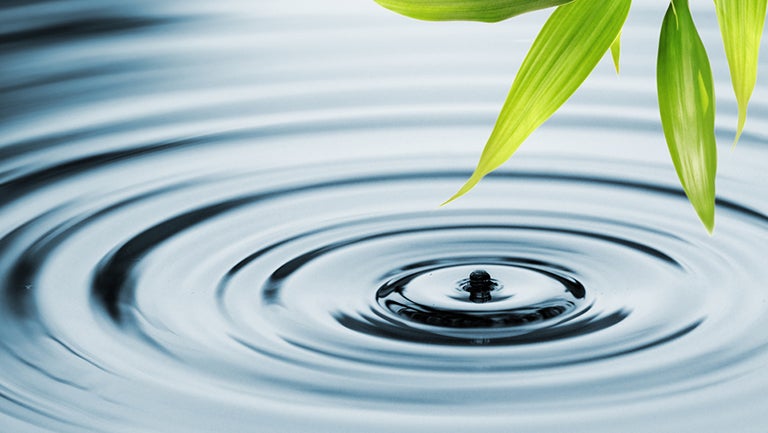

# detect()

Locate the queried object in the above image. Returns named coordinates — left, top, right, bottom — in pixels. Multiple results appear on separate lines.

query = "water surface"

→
left=1, top=1, right=768, bottom=432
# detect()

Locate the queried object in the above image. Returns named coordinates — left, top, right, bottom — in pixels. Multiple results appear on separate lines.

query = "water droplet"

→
left=463, top=269, right=497, bottom=303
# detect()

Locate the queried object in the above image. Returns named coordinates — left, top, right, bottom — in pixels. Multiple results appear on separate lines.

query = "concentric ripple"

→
left=1, top=1, right=768, bottom=432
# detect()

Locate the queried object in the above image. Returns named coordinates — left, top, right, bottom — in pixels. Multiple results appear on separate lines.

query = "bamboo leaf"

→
left=444, top=0, right=631, bottom=203
left=610, top=32, right=622, bottom=74
left=373, top=0, right=574, bottom=22
left=657, top=0, right=717, bottom=232
left=714, top=0, right=767, bottom=145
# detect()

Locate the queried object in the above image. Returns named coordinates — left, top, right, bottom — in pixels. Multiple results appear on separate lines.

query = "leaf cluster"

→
left=375, top=0, right=767, bottom=232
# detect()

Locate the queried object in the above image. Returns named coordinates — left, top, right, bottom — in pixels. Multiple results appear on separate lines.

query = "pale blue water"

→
left=1, top=1, right=768, bottom=432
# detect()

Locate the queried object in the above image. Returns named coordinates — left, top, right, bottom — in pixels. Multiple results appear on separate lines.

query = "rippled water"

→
left=2, top=1, right=768, bottom=432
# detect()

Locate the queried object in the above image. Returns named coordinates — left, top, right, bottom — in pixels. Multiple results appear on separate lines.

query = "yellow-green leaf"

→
left=657, top=0, right=717, bottom=232
left=373, top=0, right=573, bottom=23
left=610, top=32, right=622, bottom=74
left=444, top=0, right=631, bottom=203
left=714, top=0, right=767, bottom=145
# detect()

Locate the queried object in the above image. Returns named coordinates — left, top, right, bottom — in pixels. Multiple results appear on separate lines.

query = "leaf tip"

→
left=732, top=108, right=747, bottom=148
left=610, top=32, right=622, bottom=75
left=694, top=201, right=716, bottom=234
left=442, top=173, right=484, bottom=206
left=703, top=216, right=715, bottom=235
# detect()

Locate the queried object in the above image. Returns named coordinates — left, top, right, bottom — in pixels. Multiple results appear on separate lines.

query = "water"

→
left=1, top=1, right=768, bottom=432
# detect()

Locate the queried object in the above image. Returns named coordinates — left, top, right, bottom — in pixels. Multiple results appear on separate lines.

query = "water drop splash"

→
left=464, top=270, right=496, bottom=303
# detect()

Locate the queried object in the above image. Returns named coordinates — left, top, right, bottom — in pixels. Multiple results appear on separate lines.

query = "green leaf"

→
left=610, top=31, right=622, bottom=74
left=657, top=0, right=717, bottom=232
left=714, top=0, right=767, bottom=145
left=444, top=0, right=631, bottom=203
left=373, top=0, right=574, bottom=23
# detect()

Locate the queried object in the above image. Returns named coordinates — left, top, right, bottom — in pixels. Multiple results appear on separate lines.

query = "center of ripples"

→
left=376, top=263, right=588, bottom=342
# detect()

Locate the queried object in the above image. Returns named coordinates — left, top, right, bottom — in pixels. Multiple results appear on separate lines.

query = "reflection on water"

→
left=1, top=1, right=768, bottom=432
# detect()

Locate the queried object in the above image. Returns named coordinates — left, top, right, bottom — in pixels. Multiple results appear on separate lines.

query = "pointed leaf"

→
left=373, top=0, right=574, bottom=22
left=444, top=0, right=631, bottom=203
left=714, top=0, right=767, bottom=144
left=657, top=0, right=717, bottom=232
left=610, top=32, right=622, bottom=74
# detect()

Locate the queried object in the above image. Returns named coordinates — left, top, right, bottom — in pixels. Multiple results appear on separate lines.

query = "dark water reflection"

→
left=1, top=1, right=768, bottom=432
